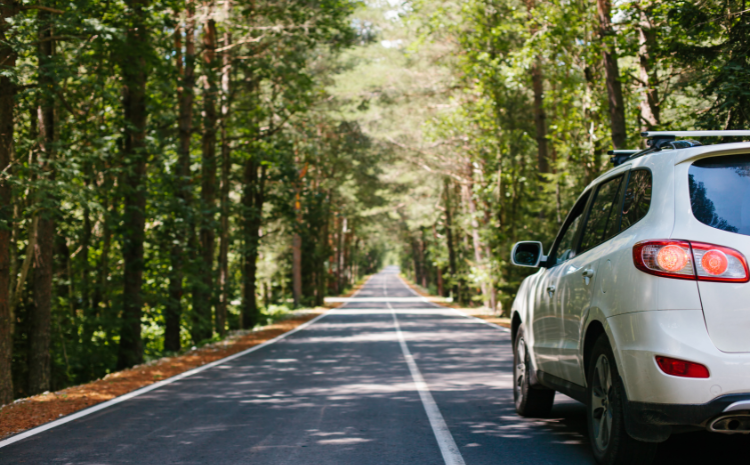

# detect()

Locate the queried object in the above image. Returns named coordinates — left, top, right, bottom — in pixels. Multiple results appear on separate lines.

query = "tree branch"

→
left=20, top=5, right=65, bottom=14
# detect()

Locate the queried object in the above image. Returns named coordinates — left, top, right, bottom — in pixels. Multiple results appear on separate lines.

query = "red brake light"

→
left=691, top=242, right=749, bottom=282
left=657, top=245, right=688, bottom=272
left=655, top=356, right=709, bottom=378
left=633, top=240, right=694, bottom=279
left=701, top=250, right=728, bottom=276
left=633, top=240, right=749, bottom=282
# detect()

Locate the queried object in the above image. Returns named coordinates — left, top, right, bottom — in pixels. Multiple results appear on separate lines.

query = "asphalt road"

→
left=1, top=267, right=748, bottom=464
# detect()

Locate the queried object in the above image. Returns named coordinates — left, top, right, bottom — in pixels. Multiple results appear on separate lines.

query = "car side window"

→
left=620, top=170, right=652, bottom=231
left=555, top=215, right=583, bottom=264
left=579, top=175, right=626, bottom=254
left=551, top=192, right=590, bottom=265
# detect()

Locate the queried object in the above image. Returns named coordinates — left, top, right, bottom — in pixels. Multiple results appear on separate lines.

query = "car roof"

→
left=586, top=141, right=750, bottom=191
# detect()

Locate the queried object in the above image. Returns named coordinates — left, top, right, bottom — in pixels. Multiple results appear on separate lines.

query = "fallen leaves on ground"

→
left=0, top=278, right=365, bottom=440
left=0, top=312, right=324, bottom=440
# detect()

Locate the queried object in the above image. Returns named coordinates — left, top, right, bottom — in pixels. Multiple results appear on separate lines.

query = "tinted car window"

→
left=620, top=170, right=652, bottom=231
left=556, top=215, right=582, bottom=264
left=552, top=192, right=590, bottom=265
left=579, top=175, right=625, bottom=254
left=689, top=155, right=750, bottom=236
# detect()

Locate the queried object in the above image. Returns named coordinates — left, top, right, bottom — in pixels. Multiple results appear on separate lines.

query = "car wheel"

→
left=513, top=324, right=555, bottom=417
left=587, top=334, right=657, bottom=465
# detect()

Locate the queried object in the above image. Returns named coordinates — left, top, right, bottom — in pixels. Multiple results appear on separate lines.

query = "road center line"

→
left=385, top=278, right=466, bottom=465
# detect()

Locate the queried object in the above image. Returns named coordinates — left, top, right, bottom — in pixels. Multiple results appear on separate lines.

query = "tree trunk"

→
left=80, top=199, right=92, bottom=313
left=165, top=4, right=196, bottom=352
left=410, top=236, right=420, bottom=284
left=637, top=5, right=659, bottom=131
left=291, top=164, right=303, bottom=307
left=116, top=0, right=150, bottom=370
left=525, top=0, right=549, bottom=174
left=597, top=0, right=627, bottom=149
left=442, top=178, right=458, bottom=299
left=583, top=66, right=604, bottom=184
left=0, top=0, right=18, bottom=406
left=314, top=194, right=330, bottom=306
left=464, top=182, right=491, bottom=309
left=241, top=159, right=265, bottom=329
left=92, top=200, right=114, bottom=316
left=29, top=9, right=56, bottom=395
left=531, top=58, right=549, bottom=173
left=418, top=232, right=427, bottom=288
left=193, top=11, right=217, bottom=342
left=292, top=233, right=302, bottom=307
left=432, top=224, right=444, bottom=296
left=216, top=1, right=231, bottom=337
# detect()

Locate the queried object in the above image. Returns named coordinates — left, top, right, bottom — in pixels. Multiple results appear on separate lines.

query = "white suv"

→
left=510, top=131, right=750, bottom=465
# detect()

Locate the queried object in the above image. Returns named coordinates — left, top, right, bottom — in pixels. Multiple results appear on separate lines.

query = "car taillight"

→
left=690, top=242, right=748, bottom=282
left=655, top=356, right=710, bottom=378
left=633, top=240, right=695, bottom=279
left=633, top=240, right=749, bottom=282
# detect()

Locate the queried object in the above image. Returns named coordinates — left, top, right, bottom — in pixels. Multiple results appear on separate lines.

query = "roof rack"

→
left=611, top=130, right=750, bottom=167
left=608, top=150, right=640, bottom=166
left=643, top=130, right=750, bottom=150
left=642, top=131, right=750, bottom=138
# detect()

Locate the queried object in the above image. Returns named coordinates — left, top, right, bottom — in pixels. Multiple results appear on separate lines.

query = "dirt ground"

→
left=0, top=312, right=325, bottom=440
left=0, top=281, right=367, bottom=441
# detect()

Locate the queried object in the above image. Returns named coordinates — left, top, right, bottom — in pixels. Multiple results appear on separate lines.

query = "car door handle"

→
left=546, top=285, right=556, bottom=297
left=582, top=268, right=595, bottom=285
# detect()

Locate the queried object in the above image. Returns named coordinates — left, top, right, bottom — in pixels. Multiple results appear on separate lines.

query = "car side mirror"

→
left=511, top=241, right=547, bottom=268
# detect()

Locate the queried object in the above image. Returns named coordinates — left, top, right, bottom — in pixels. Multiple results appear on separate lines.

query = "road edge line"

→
left=0, top=311, right=331, bottom=450
left=0, top=274, right=383, bottom=449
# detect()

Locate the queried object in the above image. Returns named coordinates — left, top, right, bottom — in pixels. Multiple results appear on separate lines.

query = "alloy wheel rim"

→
left=515, top=337, right=526, bottom=400
left=591, top=354, right=613, bottom=451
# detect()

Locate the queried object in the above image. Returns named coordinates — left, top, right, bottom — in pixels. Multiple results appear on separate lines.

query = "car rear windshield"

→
left=689, top=154, right=750, bottom=236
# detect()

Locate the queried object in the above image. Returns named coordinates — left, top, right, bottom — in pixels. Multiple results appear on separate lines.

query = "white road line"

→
left=385, top=278, right=466, bottom=465
left=0, top=276, right=377, bottom=450
left=0, top=310, right=330, bottom=449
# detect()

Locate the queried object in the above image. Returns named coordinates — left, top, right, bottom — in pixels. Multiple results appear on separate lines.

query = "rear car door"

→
left=556, top=174, right=627, bottom=384
left=531, top=192, right=589, bottom=378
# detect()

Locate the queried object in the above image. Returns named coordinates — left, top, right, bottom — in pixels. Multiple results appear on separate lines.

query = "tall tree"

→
left=28, top=7, right=56, bottom=394
left=193, top=5, right=217, bottom=342
left=635, top=2, right=659, bottom=131
left=116, top=0, right=151, bottom=370
left=525, top=0, right=549, bottom=174
left=0, top=0, right=18, bottom=405
left=442, top=178, right=458, bottom=299
left=241, top=157, right=265, bottom=329
left=596, top=0, right=628, bottom=149
left=165, top=2, right=196, bottom=353
left=216, top=0, right=232, bottom=337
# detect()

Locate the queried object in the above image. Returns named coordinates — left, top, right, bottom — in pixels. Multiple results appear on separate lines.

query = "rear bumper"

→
left=608, top=309, right=750, bottom=440
left=624, top=393, right=750, bottom=442
left=608, top=309, right=750, bottom=405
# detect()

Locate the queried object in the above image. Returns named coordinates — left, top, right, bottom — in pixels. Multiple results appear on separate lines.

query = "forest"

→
left=0, top=0, right=748, bottom=406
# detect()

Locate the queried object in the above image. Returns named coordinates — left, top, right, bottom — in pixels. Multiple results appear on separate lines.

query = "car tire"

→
left=513, top=324, right=555, bottom=417
left=587, top=334, right=657, bottom=465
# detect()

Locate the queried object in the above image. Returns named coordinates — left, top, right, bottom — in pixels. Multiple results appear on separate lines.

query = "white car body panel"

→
left=512, top=141, right=750, bottom=413
left=611, top=310, right=750, bottom=404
